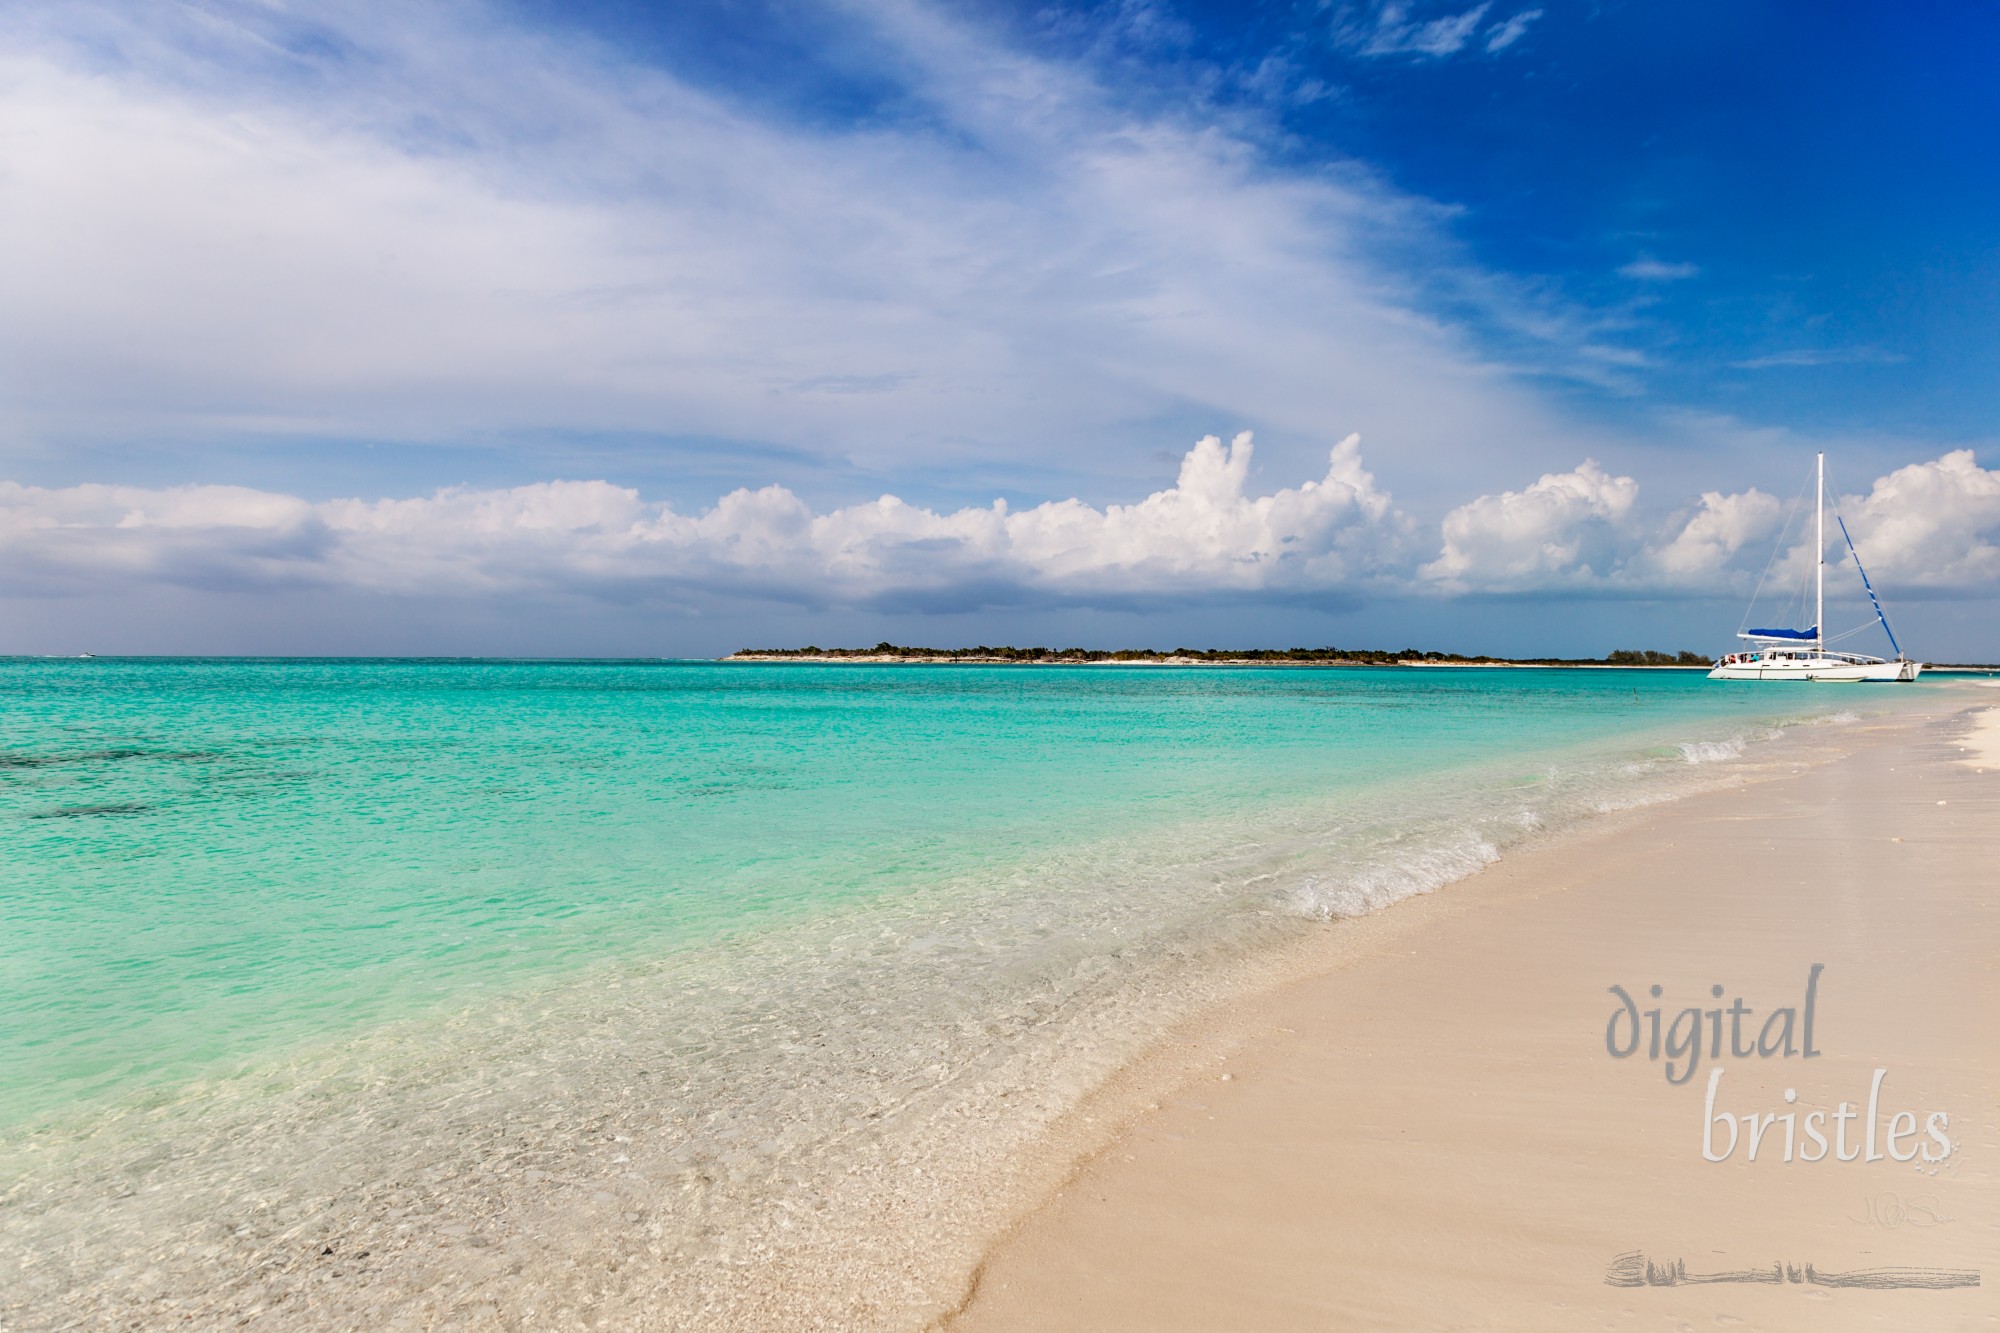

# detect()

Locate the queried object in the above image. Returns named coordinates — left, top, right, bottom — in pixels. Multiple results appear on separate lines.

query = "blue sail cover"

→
left=1744, top=626, right=1817, bottom=640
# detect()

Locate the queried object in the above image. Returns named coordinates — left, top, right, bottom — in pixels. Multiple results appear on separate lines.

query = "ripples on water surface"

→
left=0, top=658, right=1943, bottom=1328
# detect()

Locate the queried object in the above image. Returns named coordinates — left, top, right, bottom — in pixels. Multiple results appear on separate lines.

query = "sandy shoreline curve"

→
left=1958, top=702, right=2000, bottom=769
left=947, top=700, right=1997, bottom=1331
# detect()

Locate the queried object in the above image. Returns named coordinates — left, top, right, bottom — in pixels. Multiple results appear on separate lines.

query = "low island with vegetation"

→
left=724, top=644, right=1715, bottom=667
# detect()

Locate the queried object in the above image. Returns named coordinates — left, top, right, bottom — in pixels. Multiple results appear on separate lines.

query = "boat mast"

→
left=1815, top=452, right=1825, bottom=656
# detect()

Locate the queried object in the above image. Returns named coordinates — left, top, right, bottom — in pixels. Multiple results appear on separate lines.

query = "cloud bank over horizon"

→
left=7, top=439, right=1994, bottom=628
left=2, top=0, right=1995, bottom=655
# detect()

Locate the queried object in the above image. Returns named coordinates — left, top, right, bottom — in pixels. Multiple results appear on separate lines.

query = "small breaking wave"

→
left=1677, top=738, right=1746, bottom=764
left=1289, top=835, right=1501, bottom=920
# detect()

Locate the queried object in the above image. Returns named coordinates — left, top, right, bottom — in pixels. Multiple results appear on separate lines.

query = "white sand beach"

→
left=951, top=703, right=1998, bottom=1331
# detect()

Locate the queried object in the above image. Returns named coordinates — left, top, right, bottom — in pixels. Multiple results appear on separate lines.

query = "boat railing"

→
left=1716, top=648, right=1888, bottom=667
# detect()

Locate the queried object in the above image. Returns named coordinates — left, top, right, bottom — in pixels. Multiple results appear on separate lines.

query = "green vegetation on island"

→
left=726, top=643, right=1714, bottom=666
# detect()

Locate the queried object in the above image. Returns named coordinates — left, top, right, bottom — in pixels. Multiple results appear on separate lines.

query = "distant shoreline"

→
left=724, top=645, right=1716, bottom=668
left=12, top=653, right=1994, bottom=671
left=724, top=654, right=1712, bottom=668
left=724, top=645, right=2000, bottom=670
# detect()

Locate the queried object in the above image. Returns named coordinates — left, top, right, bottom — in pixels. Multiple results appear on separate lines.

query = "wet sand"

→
left=950, top=704, right=1999, bottom=1332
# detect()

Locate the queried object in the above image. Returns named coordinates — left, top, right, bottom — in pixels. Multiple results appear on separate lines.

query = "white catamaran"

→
left=1709, top=452, right=1922, bottom=683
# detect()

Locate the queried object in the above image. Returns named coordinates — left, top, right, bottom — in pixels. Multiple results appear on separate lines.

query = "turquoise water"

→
left=5, top=658, right=1959, bottom=1328
left=0, top=658, right=1909, bottom=1132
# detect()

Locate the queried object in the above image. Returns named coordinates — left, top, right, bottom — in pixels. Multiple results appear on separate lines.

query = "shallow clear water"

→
left=0, top=658, right=1918, bottom=1129
left=0, top=659, right=1947, bottom=1328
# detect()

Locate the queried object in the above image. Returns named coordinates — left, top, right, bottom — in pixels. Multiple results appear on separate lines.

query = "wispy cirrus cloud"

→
left=1618, top=257, right=1701, bottom=282
left=1483, top=8, right=1544, bottom=52
left=1336, top=2, right=1541, bottom=60
left=1730, top=347, right=1909, bottom=370
left=0, top=0, right=1609, bottom=509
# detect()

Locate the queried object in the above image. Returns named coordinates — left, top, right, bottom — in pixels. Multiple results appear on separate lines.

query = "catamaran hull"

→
left=1707, top=660, right=1922, bottom=682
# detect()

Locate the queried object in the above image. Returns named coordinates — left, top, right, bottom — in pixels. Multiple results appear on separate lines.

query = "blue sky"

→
left=2, top=0, right=1997, bottom=656
left=512, top=0, right=2000, bottom=446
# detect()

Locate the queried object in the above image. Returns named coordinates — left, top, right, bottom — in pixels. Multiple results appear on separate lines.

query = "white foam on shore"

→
left=1678, top=738, right=1747, bottom=764
left=1592, top=788, right=1690, bottom=814
left=1290, top=835, right=1501, bottom=920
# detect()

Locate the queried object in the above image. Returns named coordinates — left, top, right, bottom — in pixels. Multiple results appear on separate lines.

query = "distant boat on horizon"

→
left=1709, top=452, right=1922, bottom=683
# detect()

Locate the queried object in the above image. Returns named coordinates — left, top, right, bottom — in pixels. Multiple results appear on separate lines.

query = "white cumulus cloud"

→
left=1644, top=488, right=1785, bottom=583
left=1830, top=450, right=2000, bottom=588
left=1415, top=448, right=2000, bottom=600
left=0, top=434, right=1409, bottom=610
left=1420, top=459, right=1639, bottom=591
left=5, top=445, right=1995, bottom=627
